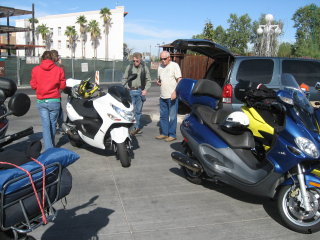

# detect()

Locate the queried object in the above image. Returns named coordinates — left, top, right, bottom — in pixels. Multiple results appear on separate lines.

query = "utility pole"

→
left=32, top=3, right=35, bottom=56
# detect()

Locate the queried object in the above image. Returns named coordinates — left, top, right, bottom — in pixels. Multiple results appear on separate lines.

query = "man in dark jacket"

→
left=30, top=51, right=66, bottom=150
left=123, top=52, right=151, bottom=135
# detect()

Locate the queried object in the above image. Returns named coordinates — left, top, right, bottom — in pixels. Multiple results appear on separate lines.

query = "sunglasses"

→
left=160, top=57, right=168, bottom=61
left=133, top=60, right=140, bottom=62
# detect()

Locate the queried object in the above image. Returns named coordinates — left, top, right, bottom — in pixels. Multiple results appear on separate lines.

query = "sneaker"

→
left=165, top=136, right=177, bottom=142
left=155, top=135, right=168, bottom=140
left=130, top=128, right=142, bottom=136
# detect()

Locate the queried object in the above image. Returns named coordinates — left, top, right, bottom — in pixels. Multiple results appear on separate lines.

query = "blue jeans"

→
left=130, top=89, right=144, bottom=129
left=57, top=102, right=64, bottom=128
left=159, top=98, right=178, bottom=138
left=37, top=101, right=60, bottom=150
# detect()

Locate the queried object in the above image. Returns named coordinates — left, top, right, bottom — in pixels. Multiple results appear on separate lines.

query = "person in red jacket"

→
left=30, top=51, right=66, bottom=150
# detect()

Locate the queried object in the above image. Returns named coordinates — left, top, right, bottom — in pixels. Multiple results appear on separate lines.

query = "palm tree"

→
left=28, top=18, right=39, bottom=55
left=37, top=24, right=50, bottom=50
left=87, top=20, right=101, bottom=58
left=76, top=15, right=87, bottom=58
left=100, top=7, right=112, bottom=60
left=65, top=26, right=78, bottom=58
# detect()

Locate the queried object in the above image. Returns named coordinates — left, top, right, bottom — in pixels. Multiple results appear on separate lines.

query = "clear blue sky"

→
left=1, top=0, right=318, bottom=55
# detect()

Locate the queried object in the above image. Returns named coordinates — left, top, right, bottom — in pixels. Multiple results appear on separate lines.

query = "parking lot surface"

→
left=6, top=84, right=320, bottom=240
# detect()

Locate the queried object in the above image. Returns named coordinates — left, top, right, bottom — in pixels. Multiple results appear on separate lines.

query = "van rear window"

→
left=236, top=59, right=274, bottom=84
left=282, top=60, right=320, bottom=87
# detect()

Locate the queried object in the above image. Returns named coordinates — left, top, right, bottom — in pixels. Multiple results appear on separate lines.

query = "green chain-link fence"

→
left=1, top=56, right=158, bottom=86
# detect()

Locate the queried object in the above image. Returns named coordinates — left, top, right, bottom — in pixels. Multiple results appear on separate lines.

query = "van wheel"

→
left=116, top=142, right=131, bottom=168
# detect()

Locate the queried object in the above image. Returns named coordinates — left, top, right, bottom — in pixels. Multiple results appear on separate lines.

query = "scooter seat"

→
left=193, top=104, right=230, bottom=124
left=70, top=98, right=100, bottom=119
left=193, top=105, right=255, bottom=149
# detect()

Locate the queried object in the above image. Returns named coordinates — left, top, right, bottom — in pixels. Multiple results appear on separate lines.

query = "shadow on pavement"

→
left=141, top=114, right=152, bottom=127
left=170, top=165, right=285, bottom=229
left=169, top=166, right=268, bottom=205
left=41, top=196, right=114, bottom=240
left=263, top=197, right=287, bottom=229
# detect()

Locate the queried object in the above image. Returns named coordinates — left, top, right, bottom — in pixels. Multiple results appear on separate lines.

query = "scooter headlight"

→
left=295, top=137, right=319, bottom=158
left=111, top=104, right=135, bottom=122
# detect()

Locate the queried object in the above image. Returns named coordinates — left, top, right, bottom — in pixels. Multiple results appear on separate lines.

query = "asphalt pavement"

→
left=5, top=84, right=320, bottom=240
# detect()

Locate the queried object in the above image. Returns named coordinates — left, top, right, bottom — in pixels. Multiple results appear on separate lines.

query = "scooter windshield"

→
left=281, top=74, right=319, bottom=133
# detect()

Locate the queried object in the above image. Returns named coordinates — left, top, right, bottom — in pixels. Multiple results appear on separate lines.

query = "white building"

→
left=15, top=6, right=126, bottom=60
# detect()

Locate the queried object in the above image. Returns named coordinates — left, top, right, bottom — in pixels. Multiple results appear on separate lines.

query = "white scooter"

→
left=62, top=74, right=137, bottom=167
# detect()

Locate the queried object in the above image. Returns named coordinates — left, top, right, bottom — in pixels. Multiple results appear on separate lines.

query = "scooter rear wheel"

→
left=67, top=131, right=83, bottom=147
left=116, top=142, right=131, bottom=168
left=182, top=145, right=202, bottom=184
left=277, top=185, right=320, bottom=233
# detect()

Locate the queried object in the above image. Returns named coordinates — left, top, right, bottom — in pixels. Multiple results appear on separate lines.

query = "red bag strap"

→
left=0, top=160, right=47, bottom=224
left=30, top=158, right=46, bottom=211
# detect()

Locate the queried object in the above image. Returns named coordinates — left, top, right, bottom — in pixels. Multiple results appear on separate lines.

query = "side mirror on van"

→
left=315, top=82, right=320, bottom=91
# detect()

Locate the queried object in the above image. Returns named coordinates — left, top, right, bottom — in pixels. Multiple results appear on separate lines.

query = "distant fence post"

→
left=17, top=57, right=21, bottom=86
left=71, top=58, right=74, bottom=78
left=112, top=60, right=115, bottom=82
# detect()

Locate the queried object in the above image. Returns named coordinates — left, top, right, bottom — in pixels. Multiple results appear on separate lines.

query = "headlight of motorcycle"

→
left=111, top=104, right=135, bottom=122
left=295, top=137, right=319, bottom=158
left=279, top=96, right=294, bottom=105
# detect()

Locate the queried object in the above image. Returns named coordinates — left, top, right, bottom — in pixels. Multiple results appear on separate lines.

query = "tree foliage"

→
left=100, top=7, right=112, bottom=59
left=193, top=14, right=252, bottom=55
left=36, top=24, right=50, bottom=50
left=65, top=26, right=78, bottom=57
left=225, top=14, right=252, bottom=55
left=292, top=4, right=320, bottom=58
left=88, top=20, right=101, bottom=58
left=277, top=42, right=293, bottom=57
left=192, top=20, right=225, bottom=45
left=76, top=15, right=87, bottom=58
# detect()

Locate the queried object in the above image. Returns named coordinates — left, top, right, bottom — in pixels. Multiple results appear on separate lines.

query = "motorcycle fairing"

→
left=110, top=126, right=130, bottom=143
left=280, top=171, right=320, bottom=189
left=74, top=117, right=102, bottom=139
left=69, top=98, right=100, bottom=119
left=241, top=106, right=274, bottom=150
left=108, top=85, right=132, bottom=108
left=182, top=125, right=281, bottom=197
left=177, top=78, right=220, bottom=109
left=182, top=114, right=228, bottom=148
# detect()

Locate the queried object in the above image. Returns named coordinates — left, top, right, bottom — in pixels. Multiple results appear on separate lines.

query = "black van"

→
left=172, top=39, right=320, bottom=110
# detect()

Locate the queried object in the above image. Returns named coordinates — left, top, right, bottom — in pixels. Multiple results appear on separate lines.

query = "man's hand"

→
left=142, top=90, right=147, bottom=96
left=171, top=90, right=177, bottom=100
left=156, top=79, right=161, bottom=86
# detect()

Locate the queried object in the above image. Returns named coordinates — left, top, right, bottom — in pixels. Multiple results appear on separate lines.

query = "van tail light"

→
left=222, top=84, right=232, bottom=104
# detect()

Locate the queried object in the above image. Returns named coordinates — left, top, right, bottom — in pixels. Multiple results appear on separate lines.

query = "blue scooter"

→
left=171, top=74, right=320, bottom=233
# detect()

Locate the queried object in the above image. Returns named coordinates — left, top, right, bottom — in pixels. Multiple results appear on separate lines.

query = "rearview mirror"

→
left=123, top=74, right=138, bottom=87
left=127, top=74, right=137, bottom=82
left=315, top=82, right=320, bottom=91
left=8, top=93, right=31, bottom=116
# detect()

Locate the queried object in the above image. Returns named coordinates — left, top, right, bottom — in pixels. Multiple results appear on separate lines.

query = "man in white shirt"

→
left=155, top=51, right=182, bottom=142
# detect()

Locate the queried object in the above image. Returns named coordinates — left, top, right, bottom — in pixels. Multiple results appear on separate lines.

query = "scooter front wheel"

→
left=277, top=185, right=320, bottom=233
left=116, top=142, right=131, bottom=168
